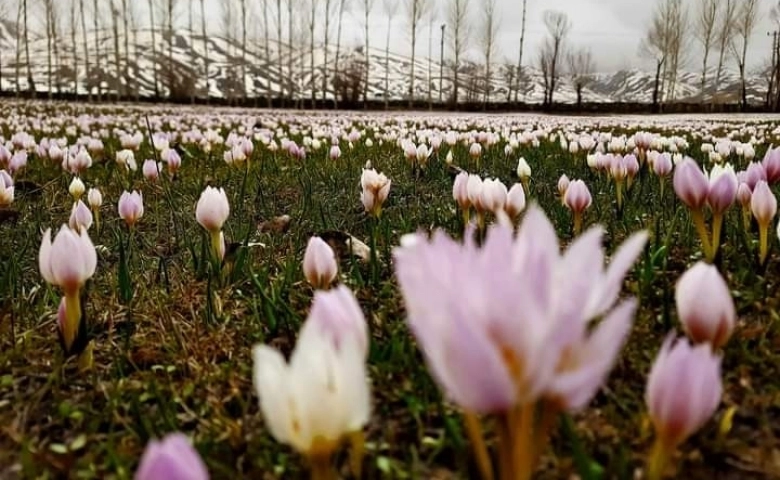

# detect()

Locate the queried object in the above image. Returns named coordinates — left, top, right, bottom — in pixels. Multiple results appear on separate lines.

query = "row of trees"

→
left=0, top=0, right=772, bottom=108
left=641, top=0, right=762, bottom=109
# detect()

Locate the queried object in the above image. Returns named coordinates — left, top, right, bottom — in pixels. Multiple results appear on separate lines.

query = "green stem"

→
left=691, top=209, right=714, bottom=262
left=647, top=439, right=670, bottom=480
left=711, top=213, right=723, bottom=260
left=759, top=223, right=769, bottom=266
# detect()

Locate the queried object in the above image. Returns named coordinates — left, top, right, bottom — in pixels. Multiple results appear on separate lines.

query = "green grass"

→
left=1, top=104, right=779, bottom=479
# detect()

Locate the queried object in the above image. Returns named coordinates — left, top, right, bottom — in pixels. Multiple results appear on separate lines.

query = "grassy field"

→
left=1, top=103, right=779, bottom=479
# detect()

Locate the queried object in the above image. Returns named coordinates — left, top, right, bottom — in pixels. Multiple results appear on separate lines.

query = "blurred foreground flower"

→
left=394, top=205, right=647, bottom=480
left=252, top=286, right=370, bottom=478
left=675, top=261, right=735, bottom=349
left=135, top=433, right=209, bottom=480
left=645, top=336, right=722, bottom=480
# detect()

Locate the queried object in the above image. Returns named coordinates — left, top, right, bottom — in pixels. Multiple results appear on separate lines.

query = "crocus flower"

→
left=673, top=158, right=709, bottom=210
left=69, top=200, right=93, bottom=233
left=116, top=149, right=137, bottom=171
left=505, top=183, right=526, bottom=220
left=196, top=186, right=230, bottom=261
left=557, top=174, right=570, bottom=201
left=480, top=178, right=507, bottom=215
left=416, top=144, right=431, bottom=165
left=751, top=180, right=777, bottom=265
left=564, top=180, right=592, bottom=234
left=87, top=188, right=103, bottom=210
left=762, top=146, right=780, bottom=184
left=142, top=160, right=160, bottom=181
left=360, top=168, right=391, bottom=218
left=743, top=162, right=767, bottom=191
left=0, top=170, right=13, bottom=206
left=469, top=142, right=482, bottom=159
left=196, top=187, right=230, bottom=233
left=9, top=151, right=27, bottom=175
left=303, top=236, right=338, bottom=290
left=39, top=225, right=97, bottom=352
left=298, top=284, right=369, bottom=358
left=645, top=336, right=722, bottom=478
left=516, top=157, right=531, bottom=188
left=135, top=433, right=209, bottom=480
left=69, top=177, right=86, bottom=200
left=329, top=145, right=341, bottom=160
left=252, top=287, right=370, bottom=473
left=118, top=190, right=144, bottom=227
left=452, top=171, right=471, bottom=215
left=394, top=205, right=647, bottom=478
left=675, top=262, right=735, bottom=349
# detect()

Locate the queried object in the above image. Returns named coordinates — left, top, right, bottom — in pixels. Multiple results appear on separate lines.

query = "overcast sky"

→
left=190, top=0, right=776, bottom=73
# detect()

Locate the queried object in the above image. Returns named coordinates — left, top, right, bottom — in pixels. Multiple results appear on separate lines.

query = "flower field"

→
left=1, top=102, right=779, bottom=479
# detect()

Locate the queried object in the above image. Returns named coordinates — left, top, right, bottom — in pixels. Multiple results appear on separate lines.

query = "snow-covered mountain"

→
left=0, top=21, right=767, bottom=105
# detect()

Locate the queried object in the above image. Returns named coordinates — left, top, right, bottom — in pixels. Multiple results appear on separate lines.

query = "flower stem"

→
left=512, top=403, right=535, bottom=480
left=309, top=454, right=337, bottom=480
left=463, top=411, right=494, bottom=480
left=348, top=430, right=365, bottom=478
left=63, top=291, right=81, bottom=353
left=691, top=209, right=714, bottom=262
left=759, top=223, right=770, bottom=266
left=573, top=212, right=583, bottom=236
left=647, top=438, right=669, bottom=480
left=711, top=213, right=723, bottom=260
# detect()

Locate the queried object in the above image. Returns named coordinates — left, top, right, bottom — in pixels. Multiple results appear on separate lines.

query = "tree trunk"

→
left=79, top=0, right=91, bottom=101
left=276, top=0, right=284, bottom=104
left=263, top=0, right=272, bottom=107
left=323, top=0, right=331, bottom=106
left=147, top=0, right=159, bottom=97
left=167, top=1, right=173, bottom=99
left=287, top=0, right=295, bottom=107
left=122, top=0, right=131, bottom=99
left=383, top=14, right=391, bottom=109
left=23, top=0, right=35, bottom=96
left=576, top=84, right=582, bottom=109
left=112, top=0, right=122, bottom=100
left=14, top=0, right=20, bottom=97
left=334, top=0, right=346, bottom=109
left=409, top=6, right=416, bottom=108
left=71, top=1, right=79, bottom=96
left=652, top=59, right=663, bottom=112
left=310, top=1, right=316, bottom=107
left=241, top=0, right=247, bottom=100
left=93, top=0, right=102, bottom=100
left=514, top=0, right=527, bottom=103
left=46, top=1, right=53, bottom=99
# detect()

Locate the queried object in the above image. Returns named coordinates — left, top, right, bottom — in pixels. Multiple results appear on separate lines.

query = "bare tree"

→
left=695, top=0, right=718, bottom=99
left=122, top=0, right=131, bottom=98
left=220, top=0, right=236, bottom=100
left=360, top=0, right=377, bottom=106
left=307, top=0, right=317, bottom=106
left=480, top=0, right=499, bottom=106
left=513, top=0, right=528, bottom=102
left=68, top=0, right=79, bottom=95
left=147, top=0, right=159, bottom=97
left=79, top=0, right=90, bottom=100
left=382, top=0, right=398, bottom=108
left=261, top=0, right=271, bottom=106
left=568, top=47, right=595, bottom=108
left=200, top=0, right=209, bottom=102
left=448, top=0, right=470, bottom=105
left=657, top=0, right=689, bottom=102
left=730, top=0, right=760, bottom=109
left=641, top=0, right=676, bottom=109
left=111, top=0, right=122, bottom=99
left=0, top=0, right=7, bottom=93
left=714, top=0, right=737, bottom=96
left=276, top=0, right=284, bottom=101
left=538, top=10, right=571, bottom=106
left=239, top=0, right=248, bottom=100
left=334, top=0, right=350, bottom=108
left=44, top=0, right=57, bottom=98
left=23, top=0, right=34, bottom=95
left=405, top=0, right=432, bottom=106
left=14, top=0, right=21, bottom=96
left=322, top=0, right=336, bottom=105
left=162, top=0, right=179, bottom=98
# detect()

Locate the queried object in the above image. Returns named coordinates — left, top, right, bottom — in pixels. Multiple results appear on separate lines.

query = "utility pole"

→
left=439, top=23, right=445, bottom=104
